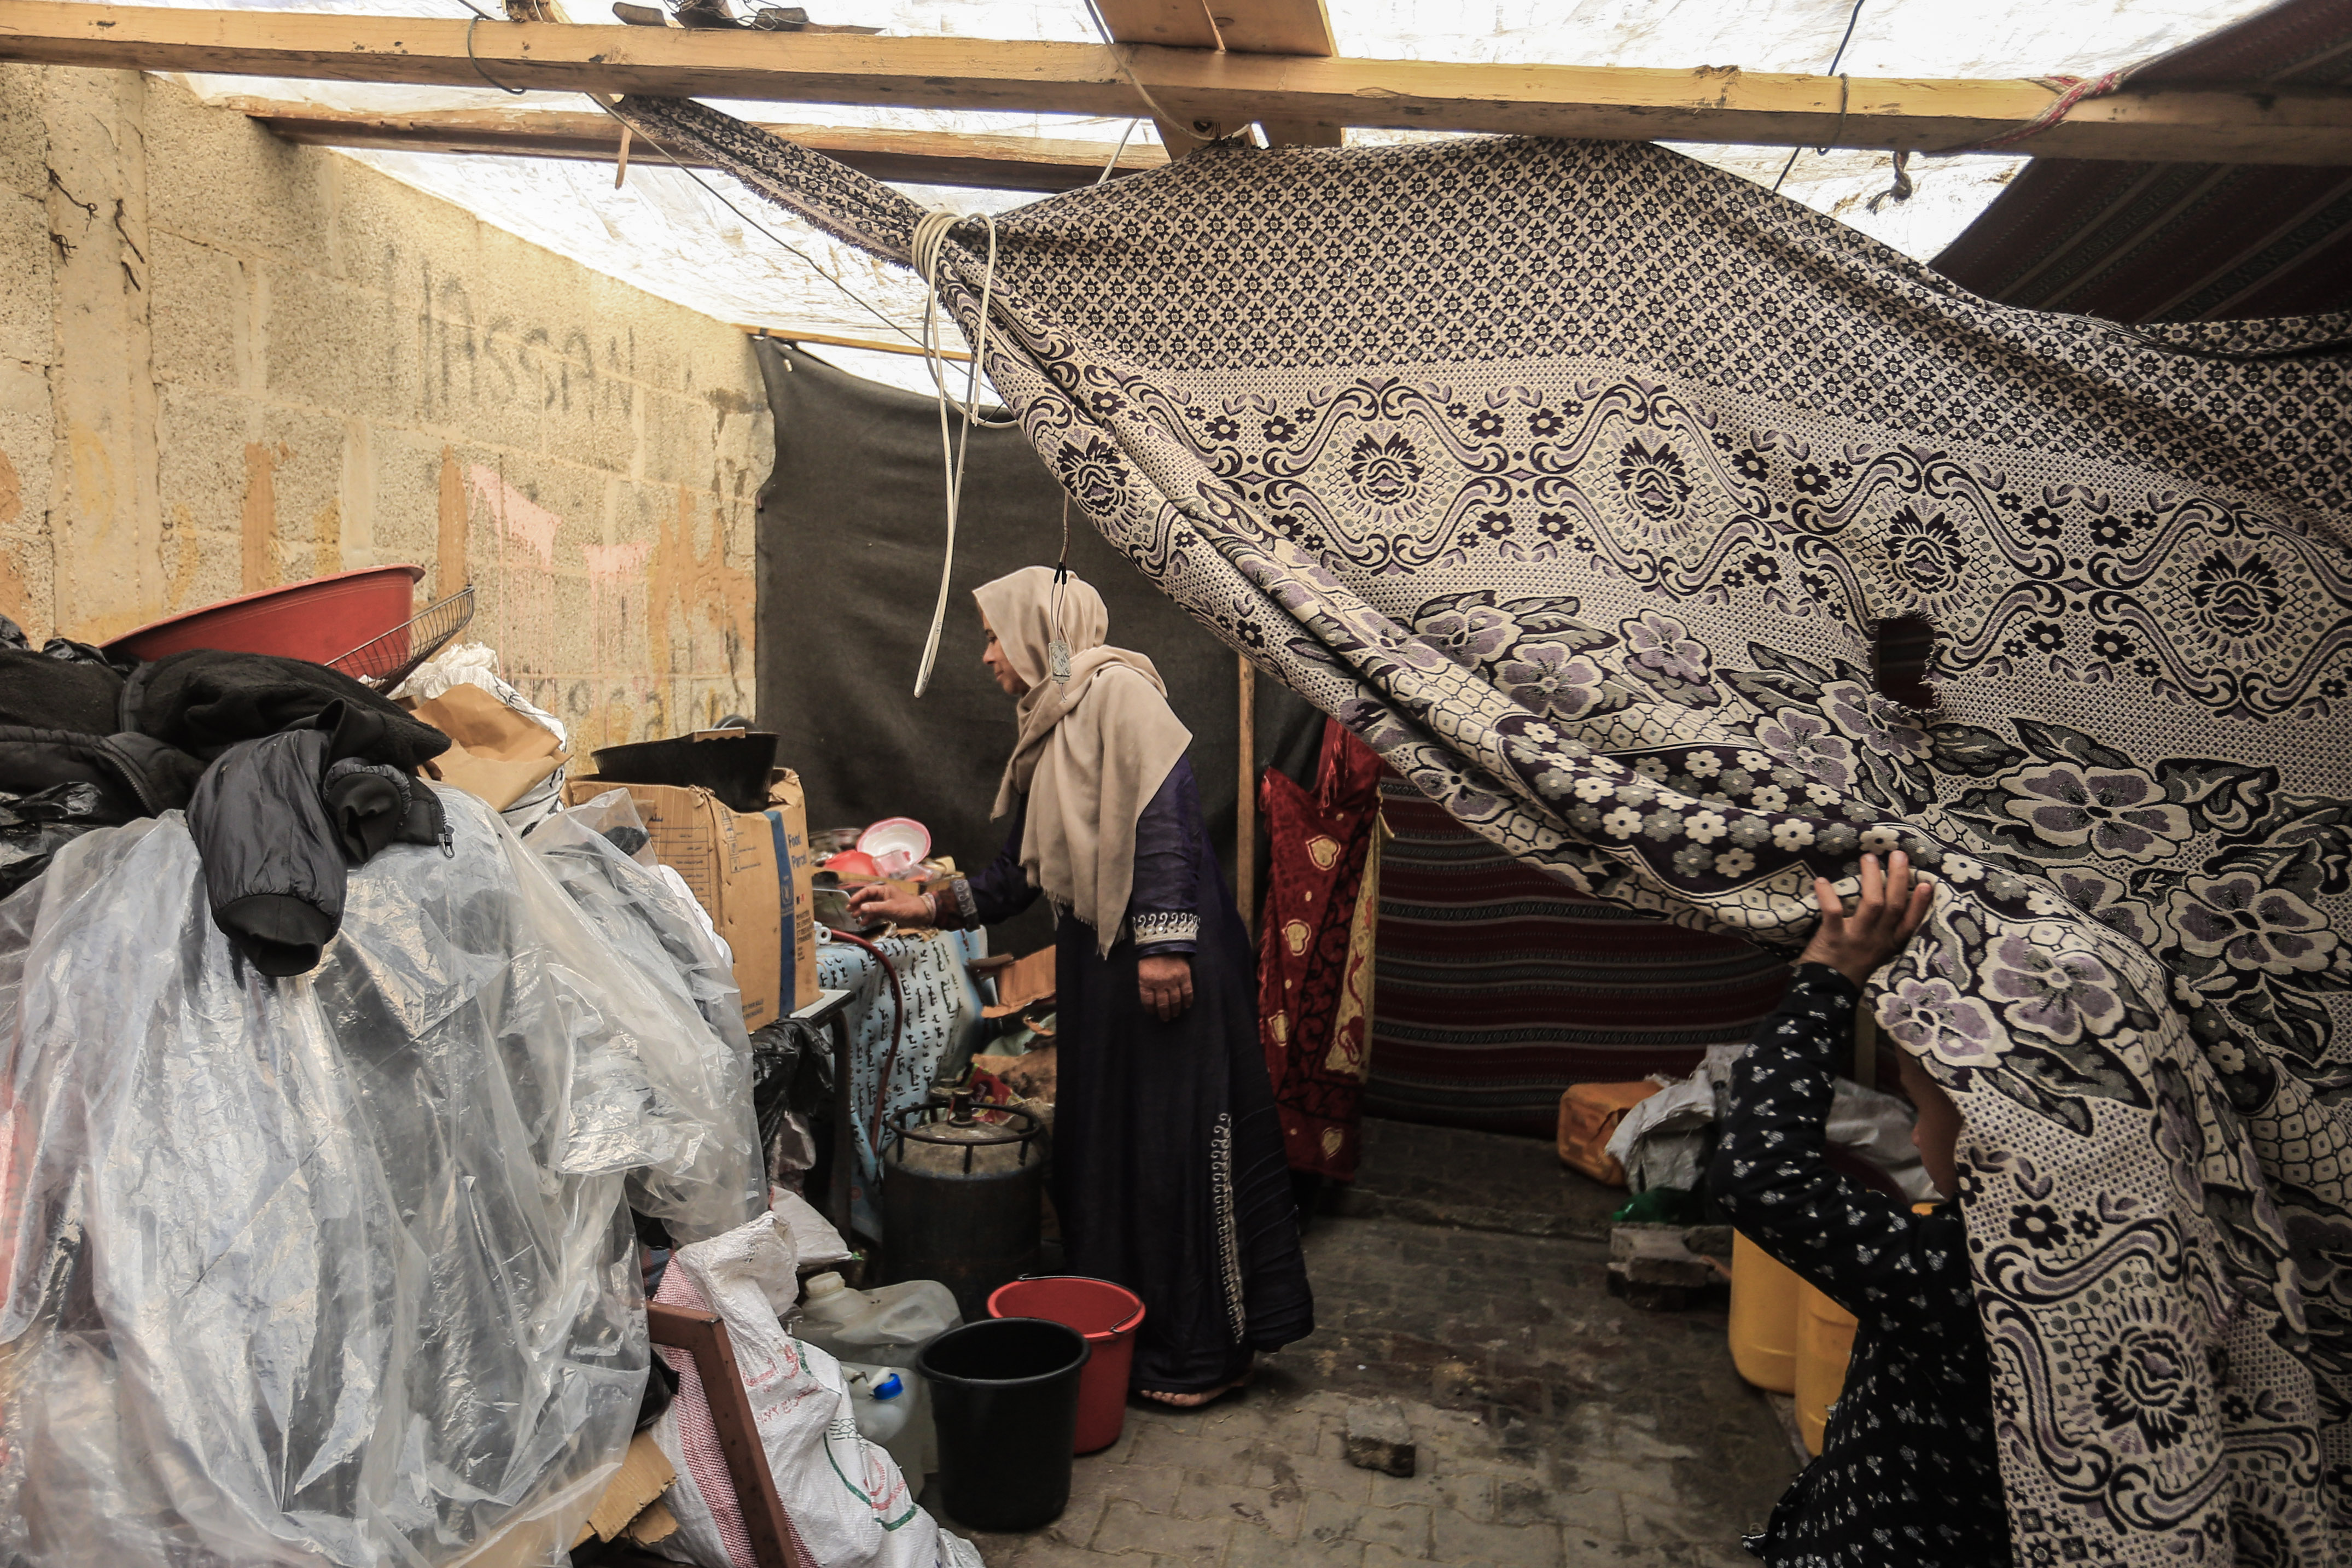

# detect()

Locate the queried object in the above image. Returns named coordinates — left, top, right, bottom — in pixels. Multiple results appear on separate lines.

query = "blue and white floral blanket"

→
left=819, top=926, right=987, bottom=1237
left=616, top=98, right=2352, bottom=1564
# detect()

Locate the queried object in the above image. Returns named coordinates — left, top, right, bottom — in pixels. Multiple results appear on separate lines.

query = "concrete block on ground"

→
left=1605, top=1226, right=1729, bottom=1311
left=1345, top=1400, right=1418, bottom=1478
left=1681, top=1225, right=1733, bottom=1258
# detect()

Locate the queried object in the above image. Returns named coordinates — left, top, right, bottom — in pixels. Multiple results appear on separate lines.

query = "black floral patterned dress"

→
left=1709, top=964, right=2013, bottom=1566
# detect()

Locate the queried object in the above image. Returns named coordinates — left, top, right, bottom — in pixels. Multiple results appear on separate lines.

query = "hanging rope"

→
left=1102, top=45, right=1213, bottom=144
left=452, top=0, right=529, bottom=94
left=910, top=209, right=1020, bottom=698
left=1080, top=1, right=1213, bottom=146
left=1865, top=148, right=1913, bottom=212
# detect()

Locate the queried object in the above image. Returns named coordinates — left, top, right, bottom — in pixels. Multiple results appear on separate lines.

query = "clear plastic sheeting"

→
left=529, top=791, right=765, bottom=1234
left=0, top=788, right=760, bottom=1567
left=47, top=0, right=2273, bottom=365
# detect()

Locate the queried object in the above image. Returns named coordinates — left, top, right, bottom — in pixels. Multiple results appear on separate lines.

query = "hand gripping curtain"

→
left=609, top=98, right=2352, bottom=1564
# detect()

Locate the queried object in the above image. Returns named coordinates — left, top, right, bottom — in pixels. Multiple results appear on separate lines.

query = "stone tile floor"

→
left=946, top=1120, right=1800, bottom=1568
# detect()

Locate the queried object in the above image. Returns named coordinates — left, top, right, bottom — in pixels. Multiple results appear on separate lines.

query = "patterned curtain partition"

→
left=1367, top=776, right=1795, bottom=1136
left=614, top=98, right=2352, bottom=1563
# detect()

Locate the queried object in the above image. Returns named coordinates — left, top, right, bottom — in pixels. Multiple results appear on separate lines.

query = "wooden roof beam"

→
left=230, top=100, right=1168, bottom=190
left=4, top=4, right=2349, bottom=165
left=1209, top=0, right=1342, bottom=147
left=1086, top=0, right=1221, bottom=156
left=1210, top=0, right=1332, bottom=59
left=1090, top=0, right=1220, bottom=51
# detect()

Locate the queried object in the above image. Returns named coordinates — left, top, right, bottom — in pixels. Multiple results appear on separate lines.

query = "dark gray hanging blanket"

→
left=614, top=97, right=2352, bottom=1563
left=749, top=339, right=1318, bottom=953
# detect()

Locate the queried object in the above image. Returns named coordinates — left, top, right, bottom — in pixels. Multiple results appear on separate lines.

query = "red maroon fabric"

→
left=1256, top=720, right=1385, bottom=1181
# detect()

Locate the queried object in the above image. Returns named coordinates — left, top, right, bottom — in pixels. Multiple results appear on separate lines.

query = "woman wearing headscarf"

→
left=849, top=566, right=1313, bottom=1405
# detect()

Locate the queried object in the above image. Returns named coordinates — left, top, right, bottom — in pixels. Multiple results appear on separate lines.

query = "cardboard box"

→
left=762, top=768, right=818, bottom=1017
left=562, top=779, right=784, bottom=1031
left=570, top=1429, right=679, bottom=1549
left=982, top=946, right=1057, bottom=1019
left=406, top=683, right=567, bottom=812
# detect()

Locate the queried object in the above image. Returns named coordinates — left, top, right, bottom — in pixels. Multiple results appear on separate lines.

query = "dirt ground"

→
left=945, top=1118, right=1801, bottom=1568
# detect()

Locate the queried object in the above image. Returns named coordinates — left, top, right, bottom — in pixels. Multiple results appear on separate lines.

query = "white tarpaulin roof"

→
left=118, top=0, right=2283, bottom=392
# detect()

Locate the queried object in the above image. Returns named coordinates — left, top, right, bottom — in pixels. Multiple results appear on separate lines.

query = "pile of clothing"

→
left=0, top=621, right=451, bottom=974
left=0, top=628, right=774, bottom=1564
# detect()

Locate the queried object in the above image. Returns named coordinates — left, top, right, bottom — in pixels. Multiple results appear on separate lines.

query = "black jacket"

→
left=0, top=625, right=453, bottom=970
left=187, top=702, right=450, bottom=976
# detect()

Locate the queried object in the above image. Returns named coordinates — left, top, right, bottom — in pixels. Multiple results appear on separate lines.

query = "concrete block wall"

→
left=0, top=63, right=770, bottom=750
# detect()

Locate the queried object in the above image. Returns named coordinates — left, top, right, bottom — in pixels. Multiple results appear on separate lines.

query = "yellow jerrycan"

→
left=1791, top=1204, right=1932, bottom=1455
left=1727, top=1231, right=1802, bottom=1393
left=1794, top=1281, right=1859, bottom=1455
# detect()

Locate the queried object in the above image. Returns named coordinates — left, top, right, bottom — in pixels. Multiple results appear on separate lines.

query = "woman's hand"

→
left=1800, top=852, right=1933, bottom=987
left=847, top=885, right=932, bottom=925
left=1138, top=954, right=1195, bottom=1021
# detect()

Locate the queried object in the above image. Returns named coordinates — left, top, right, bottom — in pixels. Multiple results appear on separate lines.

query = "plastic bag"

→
left=644, top=1214, right=977, bottom=1568
left=750, top=1018, right=831, bottom=1190
left=0, top=789, right=758, bottom=1566
left=1604, top=1073, right=1717, bottom=1194
left=1822, top=1081, right=1937, bottom=1203
left=1674, top=1045, right=1936, bottom=1202
left=527, top=796, right=765, bottom=1239
left=0, top=780, right=119, bottom=897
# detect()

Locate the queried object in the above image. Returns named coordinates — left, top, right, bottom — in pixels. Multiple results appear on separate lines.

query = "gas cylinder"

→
left=882, top=1090, right=1046, bottom=1321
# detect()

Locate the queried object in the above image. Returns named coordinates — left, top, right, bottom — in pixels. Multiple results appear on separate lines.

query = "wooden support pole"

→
left=1090, top=0, right=1230, bottom=154
left=740, top=327, right=971, bottom=362
left=1092, top=0, right=1220, bottom=50
left=1215, top=0, right=1346, bottom=147
left=5, top=5, right=2347, bottom=164
left=233, top=100, right=1171, bottom=191
left=1212, top=0, right=1335, bottom=58
left=1236, top=651, right=1256, bottom=935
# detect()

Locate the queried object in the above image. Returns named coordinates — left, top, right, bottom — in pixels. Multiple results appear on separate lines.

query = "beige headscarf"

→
left=973, top=567, right=1192, bottom=954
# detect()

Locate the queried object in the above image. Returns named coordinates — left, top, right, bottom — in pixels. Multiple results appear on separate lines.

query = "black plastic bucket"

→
left=916, top=1316, right=1090, bottom=1531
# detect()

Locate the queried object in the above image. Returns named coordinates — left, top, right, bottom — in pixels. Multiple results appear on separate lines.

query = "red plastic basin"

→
left=104, top=566, right=424, bottom=667
left=988, top=1276, right=1145, bottom=1455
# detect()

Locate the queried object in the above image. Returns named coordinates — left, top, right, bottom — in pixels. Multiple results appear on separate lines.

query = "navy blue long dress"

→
left=942, top=756, right=1315, bottom=1392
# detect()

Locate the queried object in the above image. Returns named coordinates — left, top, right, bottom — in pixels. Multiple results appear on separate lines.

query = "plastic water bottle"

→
left=843, top=1363, right=935, bottom=1482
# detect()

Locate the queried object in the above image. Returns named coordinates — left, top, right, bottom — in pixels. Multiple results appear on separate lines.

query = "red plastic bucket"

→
left=987, top=1276, right=1145, bottom=1455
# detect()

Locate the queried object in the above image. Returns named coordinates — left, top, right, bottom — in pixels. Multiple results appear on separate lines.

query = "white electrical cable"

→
left=909, top=209, right=1020, bottom=698
left=1097, top=117, right=1141, bottom=185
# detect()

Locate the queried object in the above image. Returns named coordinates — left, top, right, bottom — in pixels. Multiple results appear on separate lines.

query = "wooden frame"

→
left=231, top=99, right=1169, bottom=191
left=645, top=1302, right=804, bottom=1568
left=5, top=4, right=2347, bottom=164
